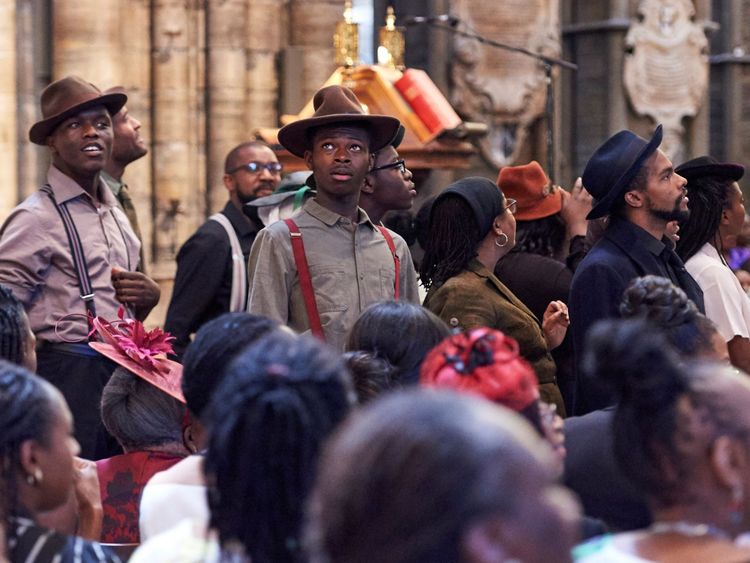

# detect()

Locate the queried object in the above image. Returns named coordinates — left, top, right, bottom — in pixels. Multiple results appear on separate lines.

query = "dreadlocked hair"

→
left=0, top=361, right=56, bottom=555
left=0, top=285, right=27, bottom=366
left=420, top=196, right=484, bottom=289
left=676, top=175, right=734, bottom=263
left=204, top=330, right=352, bottom=563
left=513, top=214, right=566, bottom=258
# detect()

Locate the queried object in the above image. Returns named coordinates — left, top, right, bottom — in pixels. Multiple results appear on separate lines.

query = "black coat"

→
left=569, top=217, right=704, bottom=414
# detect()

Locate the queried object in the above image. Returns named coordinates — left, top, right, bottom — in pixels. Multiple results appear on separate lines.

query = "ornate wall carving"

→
left=623, top=0, right=708, bottom=162
left=450, top=0, right=560, bottom=168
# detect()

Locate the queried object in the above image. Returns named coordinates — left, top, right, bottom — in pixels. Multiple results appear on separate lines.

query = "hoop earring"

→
left=495, top=233, right=509, bottom=248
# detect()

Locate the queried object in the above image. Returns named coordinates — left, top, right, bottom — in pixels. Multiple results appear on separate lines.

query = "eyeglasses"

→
left=229, top=161, right=283, bottom=174
left=505, top=198, right=517, bottom=215
left=370, top=159, right=407, bottom=174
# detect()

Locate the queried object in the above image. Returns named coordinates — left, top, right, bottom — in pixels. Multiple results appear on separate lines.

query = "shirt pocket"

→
left=308, top=265, right=348, bottom=313
left=379, top=266, right=397, bottom=299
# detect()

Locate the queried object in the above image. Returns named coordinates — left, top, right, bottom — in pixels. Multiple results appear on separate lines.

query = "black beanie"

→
left=434, top=176, right=504, bottom=236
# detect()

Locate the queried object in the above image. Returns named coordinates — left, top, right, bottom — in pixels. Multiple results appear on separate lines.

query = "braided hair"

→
left=181, top=312, right=279, bottom=420
left=0, top=360, right=56, bottom=554
left=0, top=285, right=27, bottom=366
left=420, top=196, right=489, bottom=288
left=620, top=275, right=715, bottom=357
left=676, top=175, right=734, bottom=263
left=204, top=331, right=352, bottom=563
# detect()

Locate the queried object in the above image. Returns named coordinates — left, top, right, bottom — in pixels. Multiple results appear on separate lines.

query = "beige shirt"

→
left=0, top=165, right=141, bottom=343
left=246, top=198, right=419, bottom=351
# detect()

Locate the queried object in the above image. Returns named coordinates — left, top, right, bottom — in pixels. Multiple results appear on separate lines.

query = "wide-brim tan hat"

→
left=278, top=85, right=400, bottom=158
left=29, top=76, right=127, bottom=145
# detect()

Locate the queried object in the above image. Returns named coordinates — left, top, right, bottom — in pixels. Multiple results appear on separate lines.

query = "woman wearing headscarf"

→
left=420, top=176, right=567, bottom=414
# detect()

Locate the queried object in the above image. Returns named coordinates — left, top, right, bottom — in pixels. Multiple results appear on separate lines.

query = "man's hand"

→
left=560, top=177, right=593, bottom=238
left=112, top=267, right=161, bottom=320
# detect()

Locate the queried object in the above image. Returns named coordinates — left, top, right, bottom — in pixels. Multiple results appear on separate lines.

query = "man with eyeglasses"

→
left=359, top=126, right=417, bottom=224
left=165, top=140, right=281, bottom=357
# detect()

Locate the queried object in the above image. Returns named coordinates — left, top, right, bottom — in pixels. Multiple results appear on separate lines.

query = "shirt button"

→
left=359, top=274, right=364, bottom=280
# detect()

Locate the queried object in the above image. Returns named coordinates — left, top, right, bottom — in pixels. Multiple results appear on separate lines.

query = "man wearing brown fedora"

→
left=568, top=125, right=704, bottom=415
left=246, top=85, right=419, bottom=351
left=0, top=75, right=160, bottom=459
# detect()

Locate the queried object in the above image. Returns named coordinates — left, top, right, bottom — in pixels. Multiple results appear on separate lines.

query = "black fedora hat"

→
left=675, top=156, right=745, bottom=183
left=583, top=125, right=663, bottom=220
left=278, top=85, right=400, bottom=158
left=29, top=76, right=127, bottom=145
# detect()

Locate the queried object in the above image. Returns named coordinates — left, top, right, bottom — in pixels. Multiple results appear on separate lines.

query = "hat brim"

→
left=29, top=92, right=127, bottom=145
left=278, top=113, right=401, bottom=158
left=89, top=341, right=185, bottom=403
left=675, top=162, right=745, bottom=183
left=586, top=125, right=663, bottom=220
left=515, top=188, right=563, bottom=221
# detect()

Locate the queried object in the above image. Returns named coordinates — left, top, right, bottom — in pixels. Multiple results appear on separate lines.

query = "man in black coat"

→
left=569, top=125, right=704, bottom=414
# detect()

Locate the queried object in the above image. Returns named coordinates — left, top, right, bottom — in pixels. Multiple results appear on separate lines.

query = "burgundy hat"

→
left=278, top=85, right=400, bottom=158
left=88, top=313, right=185, bottom=403
left=29, top=76, right=127, bottom=145
left=497, top=160, right=562, bottom=221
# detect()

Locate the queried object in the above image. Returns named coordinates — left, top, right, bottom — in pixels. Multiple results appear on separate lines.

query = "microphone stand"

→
left=424, top=21, right=577, bottom=180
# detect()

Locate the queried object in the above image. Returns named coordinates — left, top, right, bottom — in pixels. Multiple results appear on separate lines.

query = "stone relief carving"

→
left=450, top=0, right=560, bottom=168
left=624, top=0, right=708, bottom=163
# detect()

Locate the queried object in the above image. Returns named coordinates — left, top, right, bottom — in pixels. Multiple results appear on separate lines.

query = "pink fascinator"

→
left=88, top=308, right=185, bottom=403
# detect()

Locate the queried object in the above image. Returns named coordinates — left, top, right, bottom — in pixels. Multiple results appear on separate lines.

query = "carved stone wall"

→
left=450, top=0, right=560, bottom=171
left=561, top=0, right=711, bottom=187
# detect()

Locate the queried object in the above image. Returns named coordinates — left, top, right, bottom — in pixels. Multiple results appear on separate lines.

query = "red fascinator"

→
left=88, top=309, right=185, bottom=403
left=420, top=328, right=539, bottom=412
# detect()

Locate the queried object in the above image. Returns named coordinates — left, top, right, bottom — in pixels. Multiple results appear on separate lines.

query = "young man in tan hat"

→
left=246, top=85, right=419, bottom=351
left=0, top=75, right=160, bottom=458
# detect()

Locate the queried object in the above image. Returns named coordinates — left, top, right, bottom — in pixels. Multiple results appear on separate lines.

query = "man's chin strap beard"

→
left=649, top=207, right=689, bottom=224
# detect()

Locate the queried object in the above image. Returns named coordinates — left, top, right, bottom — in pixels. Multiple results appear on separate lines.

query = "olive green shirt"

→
left=246, top=198, right=419, bottom=351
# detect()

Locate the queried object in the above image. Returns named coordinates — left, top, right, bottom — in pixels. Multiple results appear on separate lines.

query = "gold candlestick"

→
left=334, top=1, right=359, bottom=68
left=378, top=5, right=405, bottom=70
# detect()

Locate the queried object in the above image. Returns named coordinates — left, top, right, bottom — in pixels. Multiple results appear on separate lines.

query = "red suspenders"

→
left=283, top=219, right=401, bottom=342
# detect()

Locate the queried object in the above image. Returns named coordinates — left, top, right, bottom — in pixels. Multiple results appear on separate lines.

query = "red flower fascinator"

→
left=88, top=308, right=185, bottom=403
left=420, top=327, right=539, bottom=412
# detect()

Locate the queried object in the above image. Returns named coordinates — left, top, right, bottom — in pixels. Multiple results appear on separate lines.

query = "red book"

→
left=395, top=69, right=462, bottom=141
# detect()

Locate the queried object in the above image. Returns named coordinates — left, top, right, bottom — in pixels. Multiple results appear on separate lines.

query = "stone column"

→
left=206, top=0, right=248, bottom=214
left=115, top=0, right=153, bottom=267
left=287, top=0, right=339, bottom=107
left=246, top=0, right=283, bottom=131
left=151, top=0, right=206, bottom=267
left=52, top=0, right=122, bottom=83
left=0, top=0, right=16, bottom=218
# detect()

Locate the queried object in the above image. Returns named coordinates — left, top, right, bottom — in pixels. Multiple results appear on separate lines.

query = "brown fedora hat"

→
left=278, top=85, right=400, bottom=158
left=29, top=76, right=127, bottom=145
